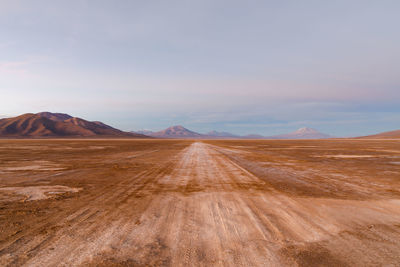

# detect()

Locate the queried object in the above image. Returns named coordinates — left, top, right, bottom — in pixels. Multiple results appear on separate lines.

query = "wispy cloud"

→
left=0, top=1, right=399, bottom=136
left=0, top=60, right=29, bottom=75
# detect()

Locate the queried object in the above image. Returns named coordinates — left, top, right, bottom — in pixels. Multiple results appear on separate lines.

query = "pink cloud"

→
left=0, top=60, right=29, bottom=75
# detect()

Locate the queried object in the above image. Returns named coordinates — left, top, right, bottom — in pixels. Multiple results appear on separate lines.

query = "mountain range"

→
left=137, top=125, right=204, bottom=139
left=1, top=112, right=397, bottom=139
left=133, top=126, right=333, bottom=139
left=0, top=112, right=147, bottom=138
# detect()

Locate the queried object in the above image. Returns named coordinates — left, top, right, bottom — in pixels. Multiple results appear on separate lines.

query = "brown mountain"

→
left=0, top=112, right=148, bottom=138
left=147, top=125, right=205, bottom=138
left=357, top=129, right=400, bottom=139
left=36, top=112, right=73, bottom=121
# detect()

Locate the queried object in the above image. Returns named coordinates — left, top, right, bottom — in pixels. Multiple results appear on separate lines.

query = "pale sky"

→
left=1, top=0, right=399, bottom=136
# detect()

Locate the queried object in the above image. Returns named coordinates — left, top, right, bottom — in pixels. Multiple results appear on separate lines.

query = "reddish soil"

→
left=0, top=139, right=399, bottom=266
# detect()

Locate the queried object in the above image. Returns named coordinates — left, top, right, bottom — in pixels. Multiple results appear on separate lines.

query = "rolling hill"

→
left=206, top=130, right=239, bottom=138
left=0, top=112, right=148, bottom=138
left=357, top=129, right=400, bottom=139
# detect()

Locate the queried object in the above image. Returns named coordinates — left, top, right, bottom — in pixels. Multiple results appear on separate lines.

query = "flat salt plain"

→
left=0, top=139, right=399, bottom=266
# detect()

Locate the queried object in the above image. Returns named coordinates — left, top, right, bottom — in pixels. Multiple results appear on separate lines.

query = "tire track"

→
left=2, top=141, right=400, bottom=266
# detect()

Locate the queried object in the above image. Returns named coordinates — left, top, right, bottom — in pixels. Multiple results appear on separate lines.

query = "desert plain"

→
left=0, top=139, right=399, bottom=266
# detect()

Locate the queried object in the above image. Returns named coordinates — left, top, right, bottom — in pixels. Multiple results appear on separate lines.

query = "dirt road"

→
left=0, top=140, right=400, bottom=266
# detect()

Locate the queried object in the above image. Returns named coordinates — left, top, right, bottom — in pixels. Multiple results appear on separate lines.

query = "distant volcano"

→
left=267, top=127, right=333, bottom=139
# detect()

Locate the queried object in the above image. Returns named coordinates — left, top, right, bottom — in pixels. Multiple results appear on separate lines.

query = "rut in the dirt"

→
left=1, top=140, right=400, bottom=266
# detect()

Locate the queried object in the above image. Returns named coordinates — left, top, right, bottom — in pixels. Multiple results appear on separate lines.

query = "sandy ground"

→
left=0, top=139, right=400, bottom=266
left=0, top=186, right=80, bottom=201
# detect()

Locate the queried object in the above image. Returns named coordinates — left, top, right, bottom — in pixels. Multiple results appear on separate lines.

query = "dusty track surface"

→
left=0, top=139, right=400, bottom=266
